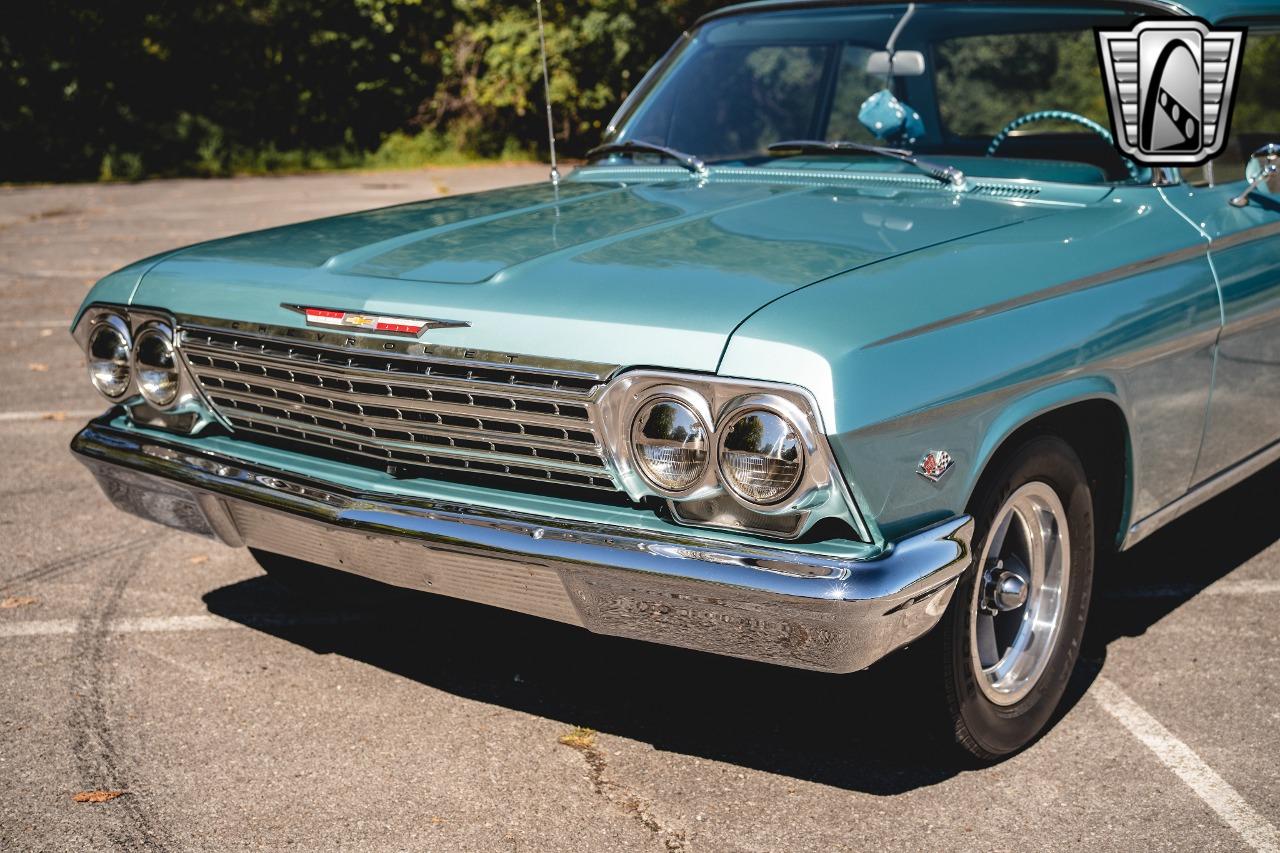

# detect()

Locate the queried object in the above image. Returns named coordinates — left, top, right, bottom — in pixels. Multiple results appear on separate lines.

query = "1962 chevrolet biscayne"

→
left=70, top=0, right=1279, bottom=758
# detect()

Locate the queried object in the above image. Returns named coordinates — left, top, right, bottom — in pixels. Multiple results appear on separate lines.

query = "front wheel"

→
left=939, top=436, right=1095, bottom=760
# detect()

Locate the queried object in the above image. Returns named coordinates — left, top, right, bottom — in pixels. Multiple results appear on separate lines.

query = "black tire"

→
left=251, top=549, right=398, bottom=606
left=939, top=435, right=1095, bottom=760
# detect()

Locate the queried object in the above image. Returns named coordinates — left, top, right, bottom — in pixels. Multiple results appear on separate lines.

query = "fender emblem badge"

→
left=917, top=450, right=954, bottom=483
left=282, top=304, right=470, bottom=338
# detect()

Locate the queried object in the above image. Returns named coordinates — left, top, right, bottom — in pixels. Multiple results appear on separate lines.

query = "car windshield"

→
left=602, top=2, right=1153, bottom=184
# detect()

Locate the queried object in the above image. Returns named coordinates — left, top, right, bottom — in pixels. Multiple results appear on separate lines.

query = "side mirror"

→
left=1229, top=143, right=1280, bottom=207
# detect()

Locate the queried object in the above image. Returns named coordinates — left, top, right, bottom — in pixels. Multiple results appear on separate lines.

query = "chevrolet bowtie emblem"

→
left=282, top=304, right=471, bottom=338
left=1096, top=18, right=1246, bottom=167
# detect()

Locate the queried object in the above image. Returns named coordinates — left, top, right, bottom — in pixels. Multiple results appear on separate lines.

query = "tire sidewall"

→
left=944, top=436, right=1095, bottom=757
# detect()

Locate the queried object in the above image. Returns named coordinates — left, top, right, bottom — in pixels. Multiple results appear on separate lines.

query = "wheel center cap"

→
left=983, top=562, right=1029, bottom=612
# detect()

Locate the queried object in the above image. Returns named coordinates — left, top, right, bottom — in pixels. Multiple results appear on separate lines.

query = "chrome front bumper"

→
left=71, top=419, right=974, bottom=673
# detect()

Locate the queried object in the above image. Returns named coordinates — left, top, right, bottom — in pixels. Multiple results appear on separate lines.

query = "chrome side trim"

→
left=1124, top=438, right=1280, bottom=548
left=865, top=242, right=1209, bottom=349
left=71, top=417, right=974, bottom=673
left=1209, top=219, right=1280, bottom=252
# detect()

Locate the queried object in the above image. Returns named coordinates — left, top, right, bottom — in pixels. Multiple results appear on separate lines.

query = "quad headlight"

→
left=133, top=324, right=179, bottom=407
left=718, top=409, right=804, bottom=505
left=604, top=375, right=854, bottom=540
left=86, top=315, right=131, bottom=399
left=630, top=398, right=710, bottom=494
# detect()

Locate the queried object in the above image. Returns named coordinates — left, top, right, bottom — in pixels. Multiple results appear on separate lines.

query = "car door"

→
left=1164, top=24, right=1280, bottom=483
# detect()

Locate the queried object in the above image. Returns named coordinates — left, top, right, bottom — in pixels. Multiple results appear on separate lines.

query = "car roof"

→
left=695, top=0, right=1279, bottom=27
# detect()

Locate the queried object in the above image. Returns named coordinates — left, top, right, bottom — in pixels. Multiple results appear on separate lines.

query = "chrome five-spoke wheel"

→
left=937, top=435, right=1095, bottom=761
left=969, top=482, right=1070, bottom=706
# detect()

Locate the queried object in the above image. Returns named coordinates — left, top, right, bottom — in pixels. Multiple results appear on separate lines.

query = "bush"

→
left=0, top=0, right=719, bottom=182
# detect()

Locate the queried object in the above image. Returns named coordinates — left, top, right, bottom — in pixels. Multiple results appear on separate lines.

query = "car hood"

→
left=135, top=172, right=1062, bottom=371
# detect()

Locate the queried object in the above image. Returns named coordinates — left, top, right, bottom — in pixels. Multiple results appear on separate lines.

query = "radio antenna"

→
left=535, top=0, right=560, bottom=186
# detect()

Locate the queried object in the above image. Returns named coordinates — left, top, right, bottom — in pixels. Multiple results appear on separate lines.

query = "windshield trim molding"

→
left=695, top=0, right=1192, bottom=29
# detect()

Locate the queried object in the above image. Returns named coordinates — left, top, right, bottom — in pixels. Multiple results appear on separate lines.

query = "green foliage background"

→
left=0, top=0, right=720, bottom=182
left=2, top=3, right=1275, bottom=183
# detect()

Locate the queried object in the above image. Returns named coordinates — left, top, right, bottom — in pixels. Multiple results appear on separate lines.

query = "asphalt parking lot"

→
left=1, top=165, right=1278, bottom=853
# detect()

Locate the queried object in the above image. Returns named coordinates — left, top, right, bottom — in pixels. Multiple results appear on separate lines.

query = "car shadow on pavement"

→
left=201, top=461, right=1280, bottom=795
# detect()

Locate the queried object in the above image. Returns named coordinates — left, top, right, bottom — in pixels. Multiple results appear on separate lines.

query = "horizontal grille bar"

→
left=179, top=325, right=620, bottom=494
left=182, top=347, right=594, bottom=425
left=185, top=327, right=603, bottom=394
left=223, top=415, right=618, bottom=491
left=209, top=399, right=608, bottom=475
left=192, top=366, right=596, bottom=437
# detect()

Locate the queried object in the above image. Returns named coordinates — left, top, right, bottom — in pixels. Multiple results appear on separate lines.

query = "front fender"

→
left=830, top=377, right=1133, bottom=544
left=73, top=250, right=186, bottom=330
left=718, top=191, right=1216, bottom=546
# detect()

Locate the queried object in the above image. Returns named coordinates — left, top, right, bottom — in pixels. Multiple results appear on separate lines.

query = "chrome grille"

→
left=179, top=325, right=620, bottom=491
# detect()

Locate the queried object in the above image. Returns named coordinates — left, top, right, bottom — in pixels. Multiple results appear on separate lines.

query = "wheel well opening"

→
left=978, top=400, right=1130, bottom=555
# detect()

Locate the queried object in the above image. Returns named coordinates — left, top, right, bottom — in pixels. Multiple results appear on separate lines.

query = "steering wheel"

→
left=986, top=110, right=1140, bottom=182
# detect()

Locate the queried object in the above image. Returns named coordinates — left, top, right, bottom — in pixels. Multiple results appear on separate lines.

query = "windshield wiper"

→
left=767, top=140, right=966, bottom=189
left=587, top=141, right=708, bottom=176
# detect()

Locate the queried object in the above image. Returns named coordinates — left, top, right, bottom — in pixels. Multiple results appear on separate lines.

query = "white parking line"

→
left=0, top=612, right=368, bottom=639
left=1106, top=579, right=1280, bottom=598
left=0, top=410, right=103, bottom=423
left=1092, top=676, right=1280, bottom=853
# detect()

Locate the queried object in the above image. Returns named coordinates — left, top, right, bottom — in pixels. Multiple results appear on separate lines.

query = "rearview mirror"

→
left=1230, top=144, right=1280, bottom=207
left=866, top=50, right=926, bottom=76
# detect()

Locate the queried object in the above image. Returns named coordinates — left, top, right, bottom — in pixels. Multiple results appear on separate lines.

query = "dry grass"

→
left=557, top=726, right=597, bottom=751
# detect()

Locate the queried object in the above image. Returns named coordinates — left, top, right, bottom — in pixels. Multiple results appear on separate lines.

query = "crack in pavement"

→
left=562, top=734, right=689, bottom=852
left=68, top=545, right=174, bottom=852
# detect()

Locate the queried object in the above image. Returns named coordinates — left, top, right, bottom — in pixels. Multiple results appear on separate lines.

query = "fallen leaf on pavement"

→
left=41, top=412, right=67, bottom=422
left=189, top=554, right=209, bottom=565
left=73, top=790, right=126, bottom=804
left=558, top=726, right=596, bottom=750
left=27, top=363, right=49, bottom=372
left=0, top=596, right=38, bottom=609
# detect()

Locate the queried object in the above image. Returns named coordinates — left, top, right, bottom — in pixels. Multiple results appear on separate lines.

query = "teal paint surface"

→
left=129, top=173, right=1047, bottom=372
left=74, top=251, right=183, bottom=329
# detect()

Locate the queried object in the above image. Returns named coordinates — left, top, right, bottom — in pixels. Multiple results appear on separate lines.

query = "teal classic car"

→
left=71, top=0, right=1279, bottom=759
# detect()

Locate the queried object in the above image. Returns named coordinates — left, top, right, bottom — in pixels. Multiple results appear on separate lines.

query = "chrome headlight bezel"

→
left=72, top=303, right=218, bottom=434
left=598, top=371, right=864, bottom=541
left=84, top=312, right=132, bottom=400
